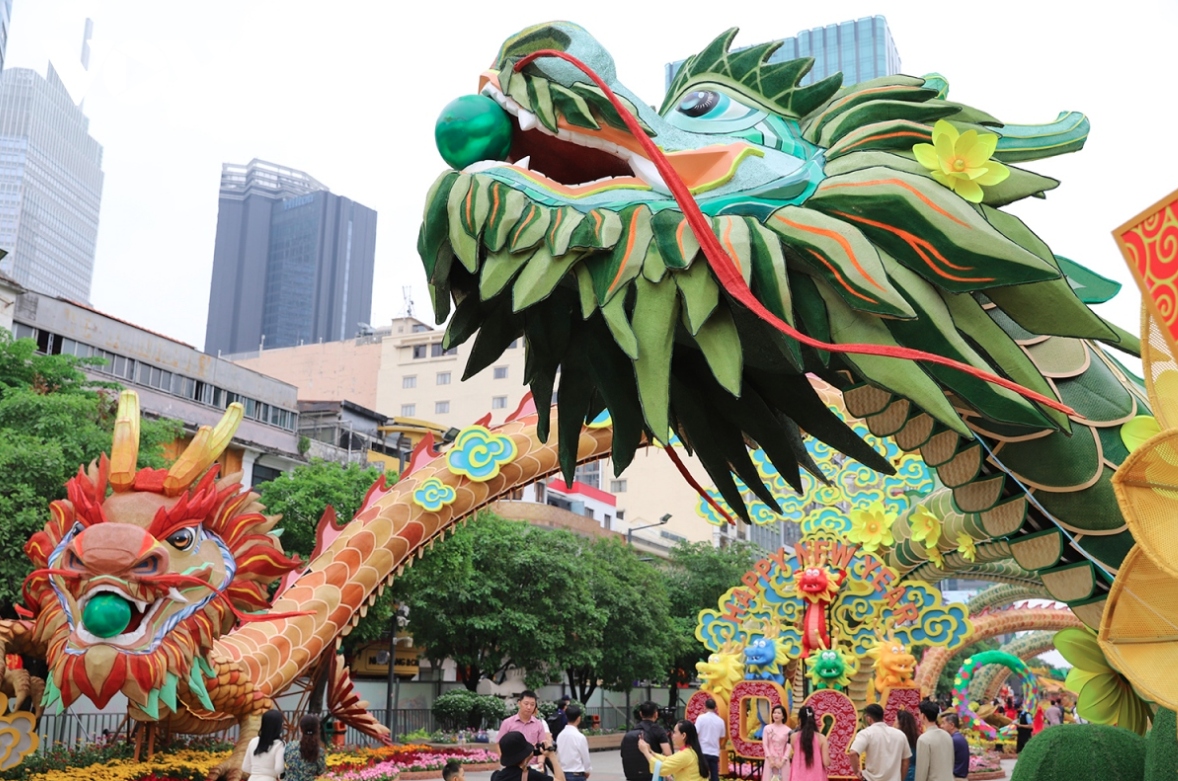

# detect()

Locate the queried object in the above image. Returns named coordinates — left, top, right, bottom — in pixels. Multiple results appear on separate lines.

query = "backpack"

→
left=547, top=712, right=566, bottom=740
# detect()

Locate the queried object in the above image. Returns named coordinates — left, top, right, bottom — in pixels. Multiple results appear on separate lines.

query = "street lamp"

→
left=385, top=604, right=410, bottom=739
left=628, top=513, right=672, bottom=545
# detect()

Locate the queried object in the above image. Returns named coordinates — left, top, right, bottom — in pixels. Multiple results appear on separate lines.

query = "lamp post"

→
left=627, top=513, right=671, bottom=546
left=385, top=604, right=410, bottom=739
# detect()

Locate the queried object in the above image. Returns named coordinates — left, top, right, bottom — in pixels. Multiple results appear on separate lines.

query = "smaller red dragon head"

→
left=794, top=559, right=841, bottom=604
left=22, top=392, right=300, bottom=720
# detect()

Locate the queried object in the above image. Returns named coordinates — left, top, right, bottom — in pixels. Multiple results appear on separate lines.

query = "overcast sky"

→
left=7, top=0, right=1178, bottom=352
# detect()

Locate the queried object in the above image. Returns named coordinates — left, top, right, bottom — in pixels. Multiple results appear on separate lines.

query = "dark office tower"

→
left=204, top=160, right=377, bottom=355
left=666, top=16, right=901, bottom=91
left=0, top=63, right=104, bottom=301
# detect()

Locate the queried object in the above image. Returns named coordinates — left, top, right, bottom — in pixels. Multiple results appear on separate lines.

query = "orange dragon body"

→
left=0, top=391, right=613, bottom=779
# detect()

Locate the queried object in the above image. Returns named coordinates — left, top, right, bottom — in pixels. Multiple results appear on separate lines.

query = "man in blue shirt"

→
left=938, top=713, right=970, bottom=781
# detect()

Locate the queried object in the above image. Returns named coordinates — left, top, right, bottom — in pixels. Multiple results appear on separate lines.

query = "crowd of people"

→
left=488, top=688, right=1081, bottom=781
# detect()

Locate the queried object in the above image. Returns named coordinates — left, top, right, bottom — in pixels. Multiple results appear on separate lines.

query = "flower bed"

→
left=0, top=740, right=496, bottom=781
left=324, top=745, right=500, bottom=781
left=966, top=751, right=1004, bottom=780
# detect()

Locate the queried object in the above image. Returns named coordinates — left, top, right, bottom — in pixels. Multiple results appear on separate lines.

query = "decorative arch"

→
left=915, top=606, right=1081, bottom=694
left=967, top=584, right=1051, bottom=613
left=976, top=631, right=1059, bottom=701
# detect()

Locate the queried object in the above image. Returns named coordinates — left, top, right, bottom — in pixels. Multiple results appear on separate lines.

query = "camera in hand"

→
left=533, top=742, right=546, bottom=756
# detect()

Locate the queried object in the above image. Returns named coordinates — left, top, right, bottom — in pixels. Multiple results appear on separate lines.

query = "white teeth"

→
left=481, top=81, right=659, bottom=191
left=514, top=156, right=531, bottom=171
left=628, top=154, right=668, bottom=192
left=132, top=598, right=149, bottom=612
left=167, top=587, right=189, bottom=604
left=463, top=159, right=509, bottom=174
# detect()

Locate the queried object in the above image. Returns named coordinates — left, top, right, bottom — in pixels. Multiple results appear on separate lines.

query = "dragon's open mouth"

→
left=473, top=81, right=659, bottom=193
left=74, top=584, right=166, bottom=648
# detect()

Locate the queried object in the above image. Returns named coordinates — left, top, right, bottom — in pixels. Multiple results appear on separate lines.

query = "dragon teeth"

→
left=627, top=154, right=668, bottom=192
left=518, top=109, right=538, bottom=132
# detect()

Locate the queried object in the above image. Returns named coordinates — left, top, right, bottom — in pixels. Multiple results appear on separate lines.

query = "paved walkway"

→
left=466, top=748, right=1019, bottom=781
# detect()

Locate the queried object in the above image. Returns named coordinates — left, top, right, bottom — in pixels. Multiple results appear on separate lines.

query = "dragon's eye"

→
left=677, top=90, right=721, bottom=117
left=166, top=528, right=197, bottom=551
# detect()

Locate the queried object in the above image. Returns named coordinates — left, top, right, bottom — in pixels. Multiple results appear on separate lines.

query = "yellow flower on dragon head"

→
left=848, top=501, right=894, bottom=552
left=925, top=545, right=945, bottom=569
left=908, top=507, right=942, bottom=547
left=954, top=532, right=978, bottom=562
left=913, top=120, right=1010, bottom=203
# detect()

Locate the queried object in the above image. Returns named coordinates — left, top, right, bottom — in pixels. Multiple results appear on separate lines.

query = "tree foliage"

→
left=564, top=537, right=674, bottom=703
left=660, top=540, right=760, bottom=704
left=0, top=331, right=181, bottom=613
left=396, top=512, right=606, bottom=691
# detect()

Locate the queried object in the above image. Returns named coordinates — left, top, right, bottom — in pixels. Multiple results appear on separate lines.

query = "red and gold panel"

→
left=1115, top=187, right=1178, bottom=358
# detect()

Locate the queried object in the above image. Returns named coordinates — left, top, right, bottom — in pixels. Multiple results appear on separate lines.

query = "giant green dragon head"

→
left=419, top=21, right=1124, bottom=520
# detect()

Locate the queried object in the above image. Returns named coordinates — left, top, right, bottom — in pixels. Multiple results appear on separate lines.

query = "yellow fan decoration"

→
left=1102, top=306, right=1178, bottom=720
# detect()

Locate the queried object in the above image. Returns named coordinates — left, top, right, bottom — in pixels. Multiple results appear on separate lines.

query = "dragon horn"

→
left=164, top=403, right=244, bottom=496
left=109, top=391, right=141, bottom=492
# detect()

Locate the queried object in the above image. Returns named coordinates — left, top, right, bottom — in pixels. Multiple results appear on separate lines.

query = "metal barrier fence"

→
left=34, top=703, right=670, bottom=754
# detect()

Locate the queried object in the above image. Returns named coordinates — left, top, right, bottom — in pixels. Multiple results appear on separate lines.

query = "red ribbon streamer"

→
left=512, top=50, right=1075, bottom=417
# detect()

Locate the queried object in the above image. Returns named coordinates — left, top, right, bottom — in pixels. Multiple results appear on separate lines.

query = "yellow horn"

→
left=163, top=403, right=244, bottom=496
left=109, top=391, right=141, bottom=492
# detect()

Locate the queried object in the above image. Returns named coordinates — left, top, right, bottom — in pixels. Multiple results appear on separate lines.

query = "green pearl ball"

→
left=435, top=95, right=513, bottom=170
left=82, top=593, right=132, bottom=638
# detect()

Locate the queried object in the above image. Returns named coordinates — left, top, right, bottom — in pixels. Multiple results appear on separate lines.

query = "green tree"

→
left=564, top=538, right=674, bottom=703
left=397, top=512, right=606, bottom=690
left=258, top=459, right=392, bottom=646
left=0, top=330, right=181, bottom=613
left=660, top=540, right=760, bottom=706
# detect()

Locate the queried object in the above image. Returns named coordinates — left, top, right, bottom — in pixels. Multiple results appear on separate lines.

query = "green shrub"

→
left=1145, top=709, right=1178, bottom=781
left=433, top=690, right=511, bottom=729
left=1012, top=723, right=1146, bottom=781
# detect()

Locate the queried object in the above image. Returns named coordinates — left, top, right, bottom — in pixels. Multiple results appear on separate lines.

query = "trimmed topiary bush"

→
left=1145, top=709, right=1178, bottom=781
left=1011, top=724, right=1146, bottom=781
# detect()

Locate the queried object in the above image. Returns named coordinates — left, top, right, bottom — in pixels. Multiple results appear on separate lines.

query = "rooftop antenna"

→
left=402, top=286, right=415, bottom=318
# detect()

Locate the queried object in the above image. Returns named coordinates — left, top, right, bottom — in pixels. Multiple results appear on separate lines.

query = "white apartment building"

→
left=234, top=317, right=754, bottom=549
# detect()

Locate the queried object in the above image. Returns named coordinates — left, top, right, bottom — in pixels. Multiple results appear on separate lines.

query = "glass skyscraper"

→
left=0, top=0, right=12, bottom=73
left=204, top=160, right=377, bottom=356
left=0, top=63, right=104, bottom=302
left=666, top=15, right=901, bottom=92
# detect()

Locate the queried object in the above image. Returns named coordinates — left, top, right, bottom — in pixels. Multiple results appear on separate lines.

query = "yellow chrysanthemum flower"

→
left=926, top=545, right=945, bottom=569
left=908, top=506, right=942, bottom=547
left=913, top=120, right=1010, bottom=203
left=954, top=532, right=977, bottom=562
left=847, top=501, right=895, bottom=552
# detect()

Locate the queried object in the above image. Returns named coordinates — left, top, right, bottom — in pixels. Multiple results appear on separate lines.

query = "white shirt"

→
left=241, top=737, right=284, bottom=781
left=850, top=722, right=911, bottom=781
left=694, top=711, right=726, bottom=756
left=557, top=723, right=591, bottom=773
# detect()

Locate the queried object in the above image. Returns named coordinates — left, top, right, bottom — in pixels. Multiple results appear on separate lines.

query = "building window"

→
left=491, top=396, right=507, bottom=409
left=412, top=345, right=427, bottom=359
left=431, top=342, right=457, bottom=357
left=401, top=404, right=416, bottom=417
left=610, top=479, right=628, bottom=493
left=436, top=371, right=451, bottom=385
left=402, top=375, right=416, bottom=389
left=493, top=365, right=508, bottom=379
left=435, top=400, right=450, bottom=414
